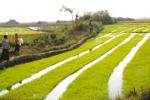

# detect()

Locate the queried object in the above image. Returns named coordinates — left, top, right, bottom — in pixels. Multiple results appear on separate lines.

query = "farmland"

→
left=0, top=22, right=150, bottom=100
left=0, top=25, right=87, bottom=56
left=0, top=27, right=50, bottom=56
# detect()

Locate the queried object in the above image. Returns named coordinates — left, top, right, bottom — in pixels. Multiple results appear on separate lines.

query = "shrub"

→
left=50, top=33, right=56, bottom=39
left=73, top=21, right=88, bottom=31
left=125, top=87, right=150, bottom=100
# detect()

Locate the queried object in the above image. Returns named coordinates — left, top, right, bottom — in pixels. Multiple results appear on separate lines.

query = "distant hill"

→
left=6, top=19, right=19, bottom=24
left=0, top=20, right=71, bottom=27
left=36, top=21, right=48, bottom=25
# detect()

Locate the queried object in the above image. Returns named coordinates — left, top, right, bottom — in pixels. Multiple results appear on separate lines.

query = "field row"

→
left=60, top=33, right=145, bottom=100
left=0, top=32, right=120, bottom=91
left=101, top=23, right=150, bottom=33
left=0, top=32, right=129, bottom=99
left=0, top=23, right=150, bottom=36
left=123, top=37, right=150, bottom=98
left=0, top=25, right=150, bottom=99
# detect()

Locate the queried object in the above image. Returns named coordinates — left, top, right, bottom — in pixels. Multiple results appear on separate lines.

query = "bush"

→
left=73, top=21, right=88, bottom=31
left=125, top=87, right=150, bottom=100
left=50, top=33, right=56, bottom=39
left=80, top=10, right=116, bottom=25
left=33, top=33, right=66, bottom=47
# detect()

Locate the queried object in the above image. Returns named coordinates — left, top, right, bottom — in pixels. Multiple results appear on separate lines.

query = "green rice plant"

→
left=123, top=38, right=150, bottom=99
left=0, top=34, right=129, bottom=99
left=0, top=31, right=113, bottom=68
left=60, top=34, right=144, bottom=100
left=0, top=33, right=123, bottom=91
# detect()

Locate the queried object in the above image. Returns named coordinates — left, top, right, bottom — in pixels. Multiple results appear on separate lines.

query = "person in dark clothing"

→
left=1, top=35, right=10, bottom=61
left=88, top=19, right=93, bottom=34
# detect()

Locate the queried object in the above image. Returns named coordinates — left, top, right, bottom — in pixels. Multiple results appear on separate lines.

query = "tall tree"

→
left=60, top=6, right=74, bottom=22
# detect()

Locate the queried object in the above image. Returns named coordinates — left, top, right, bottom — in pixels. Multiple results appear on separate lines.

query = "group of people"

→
left=0, top=34, right=23, bottom=62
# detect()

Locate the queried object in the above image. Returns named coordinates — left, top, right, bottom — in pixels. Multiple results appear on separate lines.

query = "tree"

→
left=83, top=10, right=116, bottom=24
left=60, top=6, right=74, bottom=22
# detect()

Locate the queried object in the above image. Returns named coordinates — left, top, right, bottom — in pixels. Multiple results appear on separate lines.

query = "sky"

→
left=0, top=0, right=150, bottom=22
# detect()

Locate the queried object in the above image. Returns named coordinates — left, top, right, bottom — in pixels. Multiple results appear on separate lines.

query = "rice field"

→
left=0, top=23, right=150, bottom=100
left=0, top=27, right=48, bottom=35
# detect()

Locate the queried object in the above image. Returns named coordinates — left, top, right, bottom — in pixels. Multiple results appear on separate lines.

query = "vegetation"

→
left=0, top=34, right=129, bottom=99
left=123, top=38, right=150, bottom=99
left=101, top=23, right=150, bottom=33
left=0, top=31, right=117, bottom=91
left=0, top=25, right=103, bottom=68
left=81, top=10, right=116, bottom=25
left=0, top=9, right=120, bottom=67
left=1, top=21, right=150, bottom=99
left=0, top=31, right=110, bottom=69
left=0, top=16, right=103, bottom=64
left=116, top=17, right=134, bottom=22
left=60, top=6, right=74, bottom=22
left=60, top=34, right=144, bottom=100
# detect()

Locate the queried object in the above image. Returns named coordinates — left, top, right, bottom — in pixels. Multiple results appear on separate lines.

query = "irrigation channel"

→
left=44, top=33, right=136, bottom=100
left=108, top=33, right=150, bottom=100
left=0, top=32, right=125, bottom=96
left=96, top=32, right=112, bottom=40
left=133, top=27, right=144, bottom=32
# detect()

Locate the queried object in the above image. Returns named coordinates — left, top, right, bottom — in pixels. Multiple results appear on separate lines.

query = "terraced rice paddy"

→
left=0, top=23, right=150, bottom=100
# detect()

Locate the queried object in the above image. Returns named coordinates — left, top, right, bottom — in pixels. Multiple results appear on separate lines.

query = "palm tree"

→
left=60, top=6, right=74, bottom=22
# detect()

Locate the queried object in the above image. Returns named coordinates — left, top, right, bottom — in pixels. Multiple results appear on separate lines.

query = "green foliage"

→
left=60, top=34, right=143, bottom=100
left=123, top=87, right=150, bottom=100
left=1, top=23, right=150, bottom=99
left=0, top=32, right=112, bottom=92
left=0, top=29, right=106, bottom=69
left=123, top=38, right=150, bottom=99
left=62, top=20, right=102, bottom=36
left=116, top=17, right=134, bottom=22
left=50, top=33, right=57, bottom=39
left=74, top=21, right=88, bottom=31
left=62, top=21, right=87, bottom=35
left=80, top=10, right=116, bottom=25
left=0, top=34, right=129, bottom=99
left=33, top=33, right=65, bottom=46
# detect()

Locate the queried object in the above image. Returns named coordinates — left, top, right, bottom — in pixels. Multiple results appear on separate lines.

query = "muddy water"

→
left=44, top=33, right=135, bottom=100
left=108, top=33, right=150, bottom=100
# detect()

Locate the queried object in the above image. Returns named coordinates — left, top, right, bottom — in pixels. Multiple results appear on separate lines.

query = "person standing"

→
left=88, top=19, right=93, bottom=34
left=1, top=35, right=10, bottom=61
left=14, top=34, right=23, bottom=55
left=14, top=34, right=20, bottom=55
